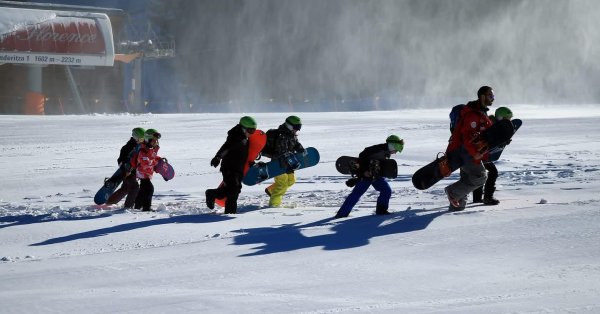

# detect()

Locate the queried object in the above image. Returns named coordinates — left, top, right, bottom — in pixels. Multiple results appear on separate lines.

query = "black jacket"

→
left=216, top=124, right=249, bottom=174
left=271, top=124, right=304, bottom=158
left=117, top=137, right=138, bottom=165
left=358, top=143, right=390, bottom=176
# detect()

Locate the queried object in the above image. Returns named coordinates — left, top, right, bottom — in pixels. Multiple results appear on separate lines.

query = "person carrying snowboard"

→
left=105, top=127, right=145, bottom=208
left=444, top=86, right=494, bottom=211
left=264, top=115, right=306, bottom=207
left=334, top=135, right=404, bottom=218
left=472, top=106, right=514, bottom=205
left=206, top=116, right=257, bottom=214
left=131, top=128, right=162, bottom=211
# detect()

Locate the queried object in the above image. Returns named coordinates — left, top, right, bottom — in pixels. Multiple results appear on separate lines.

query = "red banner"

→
left=1, top=17, right=106, bottom=55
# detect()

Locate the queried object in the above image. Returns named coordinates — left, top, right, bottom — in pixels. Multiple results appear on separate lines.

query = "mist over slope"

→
left=167, top=0, right=600, bottom=107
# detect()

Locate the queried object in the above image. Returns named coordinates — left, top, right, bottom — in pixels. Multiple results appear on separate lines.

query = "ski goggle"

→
left=145, top=132, right=161, bottom=140
left=244, top=128, right=256, bottom=134
left=387, top=139, right=404, bottom=153
left=286, top=123, right=301, bottom=131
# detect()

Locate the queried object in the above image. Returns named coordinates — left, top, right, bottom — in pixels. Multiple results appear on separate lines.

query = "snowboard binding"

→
left=437, top=152, right=452, bottom=178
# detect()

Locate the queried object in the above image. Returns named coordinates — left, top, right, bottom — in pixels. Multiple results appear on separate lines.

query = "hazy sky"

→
left=171, top=0, right=600, bottom=106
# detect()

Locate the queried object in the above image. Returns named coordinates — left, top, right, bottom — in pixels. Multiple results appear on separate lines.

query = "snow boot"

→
left=205, top=190, right=215, bottom=210
left=375, top=204, right=390, bottom=215
left=483, top=187, right=499, bottom=205
left=445, top=187, right=466, bottom=211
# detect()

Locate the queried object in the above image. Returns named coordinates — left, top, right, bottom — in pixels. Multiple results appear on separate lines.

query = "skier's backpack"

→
left=449, top=104, right=466, bottom=132
left=261, top=129, right=280, bottom=158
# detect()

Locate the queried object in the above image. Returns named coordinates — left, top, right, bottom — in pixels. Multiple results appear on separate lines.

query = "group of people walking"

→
left=204, top=115, right=307, bottom=214
left=104, top=85, right=513, bottom=217
left=104, top=128, right=164, bottom=212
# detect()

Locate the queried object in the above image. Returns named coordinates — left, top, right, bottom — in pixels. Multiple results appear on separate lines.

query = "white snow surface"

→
left=1, top=105, right=600, bottom=313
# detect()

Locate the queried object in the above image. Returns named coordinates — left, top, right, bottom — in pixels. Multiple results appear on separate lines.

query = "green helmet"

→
left=386, top=135, right=404, bottom=153
left=285, top=115, right=302, bottom=131
left=132, top=127, right=145, bottom=141
left=495, top=107, right=513, bottom=120
left=144, top=128, right=161, bottom=141
left=239, top=116, right=257, bottom=129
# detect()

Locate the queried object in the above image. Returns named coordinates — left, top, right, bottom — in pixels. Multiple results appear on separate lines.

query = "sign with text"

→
left=0, top=10, right=114, bottom=66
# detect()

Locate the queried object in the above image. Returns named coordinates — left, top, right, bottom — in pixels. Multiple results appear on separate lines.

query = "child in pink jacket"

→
left=131, top=129, right=161, bottom=211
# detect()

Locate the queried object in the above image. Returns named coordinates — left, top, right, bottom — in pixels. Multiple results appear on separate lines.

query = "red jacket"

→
left=131, top=143, right=161, bottom=179
left=446, top=101, right=492, bottom=162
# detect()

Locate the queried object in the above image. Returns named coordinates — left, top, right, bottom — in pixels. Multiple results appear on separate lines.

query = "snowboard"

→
left=335, top=156, right=398, bottom=178
left=93, top=166, right=126, bottom=205
left=487, top=119, right=522, bottom=162
left=242, top=147, right=320, bottom=186
left=411, top=119, right=517, bottom=190
left=215, top=130, right=267, bottom=207
left=154, top=158, right=175, bottom=181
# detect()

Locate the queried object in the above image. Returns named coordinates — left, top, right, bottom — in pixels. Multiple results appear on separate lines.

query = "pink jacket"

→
left=131, top=143, right=161, bottom=179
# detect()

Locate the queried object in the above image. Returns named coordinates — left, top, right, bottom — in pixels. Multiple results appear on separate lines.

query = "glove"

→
left=345, top=177, right=359, bottom=187
left=210, top=156, right=221, bottom=168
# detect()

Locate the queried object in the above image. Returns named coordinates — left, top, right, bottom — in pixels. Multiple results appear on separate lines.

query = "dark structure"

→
left=0, top=1, right=126, bottom=114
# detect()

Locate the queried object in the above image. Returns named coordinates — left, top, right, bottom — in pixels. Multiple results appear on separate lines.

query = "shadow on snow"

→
left=233, top=207, right=448, bottom=257
left=0, top=213, right=113, bottom=230
left=30, top=214, right=233, bottom=246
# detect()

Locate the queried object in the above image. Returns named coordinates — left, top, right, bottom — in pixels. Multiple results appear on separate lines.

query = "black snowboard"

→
left=488, top=119, right=522, bottom=162
left=410, top=150, right=462, bottom=191
left=411, top=119, right=516, bottom=190
left=335, top=156, right=398, bottom=178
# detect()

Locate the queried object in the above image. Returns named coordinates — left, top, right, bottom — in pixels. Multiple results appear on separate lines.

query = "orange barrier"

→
left=24, top=91, right=45, bottom=115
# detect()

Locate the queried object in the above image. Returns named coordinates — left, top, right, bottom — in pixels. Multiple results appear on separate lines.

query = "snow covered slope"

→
left=1, top=106, right=600, bottom=313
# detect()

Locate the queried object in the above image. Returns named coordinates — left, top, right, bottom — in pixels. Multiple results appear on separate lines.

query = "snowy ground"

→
left=1, top=106, right=600, bottom=313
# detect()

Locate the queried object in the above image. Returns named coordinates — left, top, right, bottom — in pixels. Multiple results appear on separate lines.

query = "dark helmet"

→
left=285, top=115, right=302, bottom=131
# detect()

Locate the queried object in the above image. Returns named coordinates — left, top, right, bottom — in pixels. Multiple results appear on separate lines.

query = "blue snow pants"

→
left=336, top=177, right=391, bottom=217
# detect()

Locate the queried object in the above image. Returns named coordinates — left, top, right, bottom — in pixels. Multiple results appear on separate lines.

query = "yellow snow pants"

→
left=266, top=172, right=296, bottom=207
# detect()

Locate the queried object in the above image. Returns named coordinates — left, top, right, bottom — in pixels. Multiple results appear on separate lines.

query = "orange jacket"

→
left=446, top=101, right=492, bottom=162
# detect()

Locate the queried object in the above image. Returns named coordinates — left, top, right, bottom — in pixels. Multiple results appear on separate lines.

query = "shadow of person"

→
left=30, top=214, right=233, bottom=246
left=0, top=212, right=113, bottom=230
left=233, top=208, right=447, bottom=256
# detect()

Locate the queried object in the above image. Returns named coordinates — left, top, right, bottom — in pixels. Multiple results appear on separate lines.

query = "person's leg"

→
left=206, top=171, right=232, bottom=209
left=445, top=161, right=487, bottom=211
left=140, top=179, right=154, bottom=211
left=223, top=171, right=242, bottom=214
left=135, top=179, right=151, bottom=210
left=483, top=162, right=499, bottom=205
left=122, top=175, right=140, bottom=208
left=268, top=173, right=291, bottom=207
left=472, top=186, right=483, bottom=203
left=372, top=178, right=392, bottom=215
left=106, top=180, right=128, bottom=205
left=335, top=180, right=371, bottom=217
